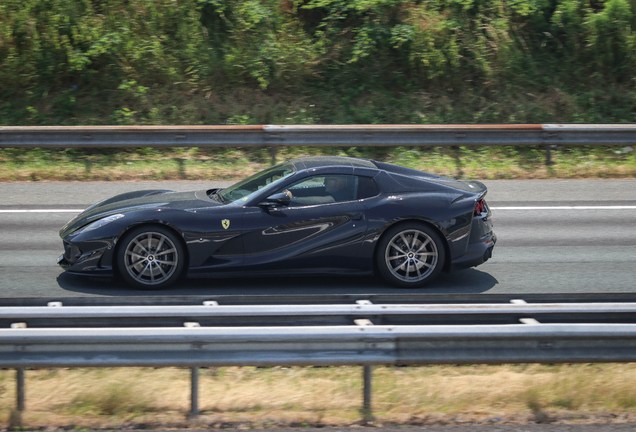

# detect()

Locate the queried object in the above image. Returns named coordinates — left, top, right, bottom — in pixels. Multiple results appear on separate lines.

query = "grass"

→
left=0, top=144, right=635, bottom=182
left=2, top=364, right=636, bottom=428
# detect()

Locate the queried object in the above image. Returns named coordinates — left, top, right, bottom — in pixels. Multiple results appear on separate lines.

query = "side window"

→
left=281, top=175, right=358, bottom=207
left=357, top=176, right=381, bottom=200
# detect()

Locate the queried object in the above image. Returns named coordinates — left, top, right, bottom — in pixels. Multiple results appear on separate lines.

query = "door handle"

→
left=351, top=213, right=363, bottom=221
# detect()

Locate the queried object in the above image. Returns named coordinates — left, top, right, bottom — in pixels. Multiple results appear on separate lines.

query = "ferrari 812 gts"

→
left=58, top=156, right=496, bottom=289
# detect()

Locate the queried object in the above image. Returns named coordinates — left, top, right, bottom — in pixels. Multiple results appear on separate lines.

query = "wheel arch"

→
left=372, top=218, right=452, bottom=275
left=112, top=221, right=190, bottom=277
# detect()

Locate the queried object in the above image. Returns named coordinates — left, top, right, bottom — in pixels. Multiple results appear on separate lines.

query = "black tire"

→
left=116, top=225, right=185, bottom=289
left=376, top=222, right=446, bottom=288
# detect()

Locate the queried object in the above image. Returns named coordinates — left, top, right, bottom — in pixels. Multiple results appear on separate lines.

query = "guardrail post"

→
left=451, top=146, right=463, bottom=178
left=17, top=367, right=25, bottom=412
left=545, top=145, right=556, bottom=166
left=362, top=365, right=373, bottom=422
left=9, top=367, right=26, bottom=428
left=176, top=158, right=187, bottom=179
left=190, top=367, right=199, bottom=419
left=269, top=147, right=277, bottom=165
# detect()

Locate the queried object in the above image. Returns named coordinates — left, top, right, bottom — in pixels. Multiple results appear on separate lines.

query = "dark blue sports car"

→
left=58, top=156, right=496, bottom=289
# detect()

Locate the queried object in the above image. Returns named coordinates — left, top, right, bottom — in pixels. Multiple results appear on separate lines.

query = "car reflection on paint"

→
left=58, top=156, right=496, bottom=289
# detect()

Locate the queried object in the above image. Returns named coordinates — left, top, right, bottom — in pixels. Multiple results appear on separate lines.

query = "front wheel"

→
left=116, top=226, right=185, bottom=289
left=376, top=223, right=446, bottom=288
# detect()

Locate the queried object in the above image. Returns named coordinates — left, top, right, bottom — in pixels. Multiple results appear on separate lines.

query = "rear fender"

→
left=372, top=217, right=453, bottom=274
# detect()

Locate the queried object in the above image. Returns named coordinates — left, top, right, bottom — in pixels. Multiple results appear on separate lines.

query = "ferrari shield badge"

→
left=222, top=219, right=230, bottom=229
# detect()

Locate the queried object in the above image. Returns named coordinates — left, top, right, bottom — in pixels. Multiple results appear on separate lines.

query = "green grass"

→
left=1, top=144, right=634, bottom=182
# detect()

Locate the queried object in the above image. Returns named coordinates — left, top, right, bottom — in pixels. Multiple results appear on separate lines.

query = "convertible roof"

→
left=290, top=156, right=377, bottom=170
left=288, top=156, right=448, bottom=180
left=286, top=156, right=485, bottom=196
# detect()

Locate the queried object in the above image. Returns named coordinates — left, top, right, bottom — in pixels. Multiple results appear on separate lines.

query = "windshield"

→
left=218, top=162, right=296, bottom=203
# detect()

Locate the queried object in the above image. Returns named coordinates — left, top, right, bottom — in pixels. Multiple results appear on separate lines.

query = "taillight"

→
left=474, top=199, right=486, bottom=216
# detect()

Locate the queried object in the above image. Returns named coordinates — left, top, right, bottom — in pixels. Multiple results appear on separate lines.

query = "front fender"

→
left=85, top=190, right=173, bottom=212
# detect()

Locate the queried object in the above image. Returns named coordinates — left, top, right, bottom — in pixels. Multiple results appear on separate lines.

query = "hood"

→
left=60, top=189, right=218, bottom=236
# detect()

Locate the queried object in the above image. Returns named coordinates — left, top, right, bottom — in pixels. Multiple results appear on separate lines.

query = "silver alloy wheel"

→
left=123, top=231, right=179, bottom=286
left=384, top=229, right=438, bottom=283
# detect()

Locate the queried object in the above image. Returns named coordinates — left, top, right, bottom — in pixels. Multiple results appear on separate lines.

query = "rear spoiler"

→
left=419, top=177, right=488, bottom=200
left=465, top=181, right=488, bottom=199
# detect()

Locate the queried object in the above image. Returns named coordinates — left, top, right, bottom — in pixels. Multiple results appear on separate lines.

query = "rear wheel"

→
left=376, top=223, right=445, bottom=288
left=117, top=226, right=185, bottom=289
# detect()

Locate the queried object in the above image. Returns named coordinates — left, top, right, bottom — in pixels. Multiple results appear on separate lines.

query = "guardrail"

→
left=3, top=299, right=636, bottom=423
left=2, top=123, right=634, bottom=167
left=2, top=124, right=636, bottom=147
left=6, top=322, right=636, bottom=367
left=4, top=301, right=636, bottom=327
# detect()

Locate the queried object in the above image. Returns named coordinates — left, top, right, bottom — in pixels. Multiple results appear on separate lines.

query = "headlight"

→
left=76, top=214, right=125, bottom=233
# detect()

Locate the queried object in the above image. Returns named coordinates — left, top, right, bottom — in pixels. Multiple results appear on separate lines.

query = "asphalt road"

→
left=1, top=179, right=635, bottom=299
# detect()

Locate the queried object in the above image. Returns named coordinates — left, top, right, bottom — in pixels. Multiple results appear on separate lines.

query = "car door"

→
left=182, top=205, right=246, bottom=274
left=241, top=174, right=369, bottom=273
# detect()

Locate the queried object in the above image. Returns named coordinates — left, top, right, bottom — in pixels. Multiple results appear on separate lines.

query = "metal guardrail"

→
left=1, top=124, right=636, bottom=147
left=4, top=323, right=636, bottom=367
left=8, top=302, right=636, bottom=318
left=4, top=300, right=636, bottom=422
left=4, top=301, right=636, bottom=327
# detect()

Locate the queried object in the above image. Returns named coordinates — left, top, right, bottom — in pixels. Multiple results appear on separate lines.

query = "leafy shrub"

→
left=2, top=0, right=636, bottom=124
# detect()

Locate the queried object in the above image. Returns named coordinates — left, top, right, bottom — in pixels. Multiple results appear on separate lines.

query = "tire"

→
left=116, top=225, right=185, bottom=289
left=376, top=222, right=446, bottom=288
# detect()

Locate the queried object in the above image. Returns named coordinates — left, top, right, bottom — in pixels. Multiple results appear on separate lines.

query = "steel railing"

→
left=4, top=301, right=636, bottom=327
left=2, top=124, right=636, bottom=148
left=3, top=299, right=636, bottom=421
left=5, top=322, right=636, bottom=367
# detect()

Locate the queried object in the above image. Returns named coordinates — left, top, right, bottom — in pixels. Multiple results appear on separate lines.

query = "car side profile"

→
left=58, top=156, right=496, bottom=289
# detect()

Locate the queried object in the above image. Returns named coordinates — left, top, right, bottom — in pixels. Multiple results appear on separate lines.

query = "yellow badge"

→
left=222, top=219, right=230, bottom=229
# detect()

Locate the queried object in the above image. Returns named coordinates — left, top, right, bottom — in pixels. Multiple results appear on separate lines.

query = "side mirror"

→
left=259, top=192, right=291, bottom=207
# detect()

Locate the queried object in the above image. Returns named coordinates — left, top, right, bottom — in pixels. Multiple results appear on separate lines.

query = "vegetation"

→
left=2, top=365, right=636, bottom=428
left=0, top=145, right=634, bottom=181
left=1, top=0, right=636, bottom=179
left=3, top=0, right=636, bottom=124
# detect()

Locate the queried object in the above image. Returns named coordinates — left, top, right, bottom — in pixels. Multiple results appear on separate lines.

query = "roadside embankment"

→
left=3, top=365, right=636, bottom=429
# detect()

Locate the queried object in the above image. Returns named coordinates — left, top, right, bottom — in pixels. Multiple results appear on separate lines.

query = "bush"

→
left=1, top=0, right=636, bottom=125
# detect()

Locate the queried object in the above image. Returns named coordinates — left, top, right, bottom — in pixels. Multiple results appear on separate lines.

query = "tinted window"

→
left=373, top=161, right=445, bottom=179
left=282, top=175, right=358, bottom=207
left=357, top=176, right=381, bottom=200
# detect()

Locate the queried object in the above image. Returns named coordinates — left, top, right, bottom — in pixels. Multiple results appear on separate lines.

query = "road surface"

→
left=1, top=179, right=634, bottom=299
